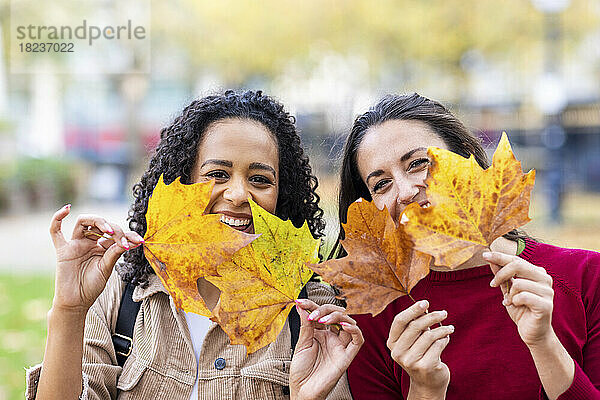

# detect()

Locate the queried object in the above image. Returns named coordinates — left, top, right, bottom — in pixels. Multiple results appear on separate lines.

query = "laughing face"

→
left=356, top=119, right=448, bottom=224
left=191, top=118, right=279, bottom=233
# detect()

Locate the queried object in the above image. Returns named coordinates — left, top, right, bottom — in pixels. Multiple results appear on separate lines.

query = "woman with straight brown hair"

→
left=328, top=93, right=600, bottom=399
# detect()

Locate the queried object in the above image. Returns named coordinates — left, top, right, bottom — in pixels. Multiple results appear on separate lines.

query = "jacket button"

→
left=214, top=357, right=226, bottom=370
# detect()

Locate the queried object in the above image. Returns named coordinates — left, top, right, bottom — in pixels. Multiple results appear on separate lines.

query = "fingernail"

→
left=318, top=316, right=330, bottom=324
left=339, top=322, right=350, bottom=328
left=105, top=224, right=114, bottom=234
left=419, top=300, right=428, bottom=310
left=307, top=311, right=319, bottom=321
left=490, top=279, right=496, bottom=287
left=482, top=252, right=492, bottom=258
left=64, top=204, right=71, bottom=210
left=441, top=310, right=448, bottom=318
left=121, top=237, right=129, bottom=249
left=448, top=325, right=455, bottom=332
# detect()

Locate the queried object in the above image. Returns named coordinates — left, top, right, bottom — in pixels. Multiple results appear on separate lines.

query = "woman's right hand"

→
left=49, top=204, right=144, bottom=313
left=386, top=300, right=453, bottom=400
left=290, top=299, right=364, bottom=400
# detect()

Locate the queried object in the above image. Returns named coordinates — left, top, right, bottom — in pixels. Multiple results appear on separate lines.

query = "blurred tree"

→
left=150, top=0, right=599, bottom=86
left=0, top=0, right=597, bottom=86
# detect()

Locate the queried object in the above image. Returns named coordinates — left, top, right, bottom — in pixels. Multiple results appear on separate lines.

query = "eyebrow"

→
left=249, top=162, right=276, bottom=177
left=200, top=159, right=276, bottom=178
left=366, top=169, right=385, bottom=184
left=365, top=147, right=428, bottom=184
left=400, top=147, right=427, bottom=162
left=200, top=159, right=232, bottom=168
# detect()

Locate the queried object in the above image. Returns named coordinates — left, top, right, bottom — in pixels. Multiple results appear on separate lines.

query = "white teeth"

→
left=219, top=215, right=251, bottom=227
left=400, top=214, right=409, bottom=225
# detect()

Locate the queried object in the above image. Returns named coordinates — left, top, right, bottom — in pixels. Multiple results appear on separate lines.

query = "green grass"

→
left=0, top=191, right=599, bottom=400
left=0, top=273, right=54, bottom=400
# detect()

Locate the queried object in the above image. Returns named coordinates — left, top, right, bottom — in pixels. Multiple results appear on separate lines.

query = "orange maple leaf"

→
left=402, top=132, right=536, bottom=269
left=311, top=199, right=431, bottom=316
left=143, top=175, right=258, bottom=316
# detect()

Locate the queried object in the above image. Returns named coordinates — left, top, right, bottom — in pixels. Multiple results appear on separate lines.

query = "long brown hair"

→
left=330, top=92, right=527, bottom=259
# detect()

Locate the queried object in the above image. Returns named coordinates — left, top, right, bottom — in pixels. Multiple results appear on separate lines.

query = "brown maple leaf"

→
left=402, top=132, right=536, bottom=268
left=311, top=199, right=431, bottom=316
left=143, top=175, right=258, bottom=316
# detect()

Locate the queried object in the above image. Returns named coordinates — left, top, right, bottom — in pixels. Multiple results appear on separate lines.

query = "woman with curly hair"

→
left=27, top=90, right=362, bottom=400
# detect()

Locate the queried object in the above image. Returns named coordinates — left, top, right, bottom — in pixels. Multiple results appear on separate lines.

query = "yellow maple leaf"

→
left=403, top=132, right=536, bottom=268
left=143, top=175, right=258, bottom=316
left=311, top=199, right=431, bottom=316
left=206, top=199, right=318, bottom=353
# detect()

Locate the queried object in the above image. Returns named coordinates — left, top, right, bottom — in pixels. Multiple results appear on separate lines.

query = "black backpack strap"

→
left=113, top=282, right=141, bottom=367
left=289, top=285, right=308, bottom=354
left=283, top=285, right=308, bottom=396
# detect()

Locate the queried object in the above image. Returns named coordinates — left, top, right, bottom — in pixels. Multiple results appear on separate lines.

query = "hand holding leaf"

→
left=311, top=199, right=431, bottom=316
left=313, top=132, right=535, bottom=317
left=290, top=299, right=364, bottom=400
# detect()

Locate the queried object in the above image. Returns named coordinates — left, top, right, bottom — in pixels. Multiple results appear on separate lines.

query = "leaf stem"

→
left=408, top=293, right=442, bottom=327
left=83, top=231, right=108, bottom=239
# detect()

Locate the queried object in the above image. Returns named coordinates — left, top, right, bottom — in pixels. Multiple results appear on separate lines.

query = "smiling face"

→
left=356, top=119, right=448, bottom=223
left=191, top=118, right=279, bottom=233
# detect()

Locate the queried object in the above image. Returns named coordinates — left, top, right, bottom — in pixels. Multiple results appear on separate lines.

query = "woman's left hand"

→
left=289, top=299, right=364, bottom=400
left=485, top=251, right=555, bottom=347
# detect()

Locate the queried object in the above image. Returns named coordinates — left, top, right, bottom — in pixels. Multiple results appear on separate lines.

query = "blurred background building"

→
left=0, top=0, right=599, bottom=243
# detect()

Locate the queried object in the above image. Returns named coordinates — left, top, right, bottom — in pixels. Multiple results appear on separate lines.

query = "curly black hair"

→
left=117, top=90, right=325, bottom=287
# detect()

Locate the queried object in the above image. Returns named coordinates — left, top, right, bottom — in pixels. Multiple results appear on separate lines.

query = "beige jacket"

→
left=26, top=271, right=352, bottom=399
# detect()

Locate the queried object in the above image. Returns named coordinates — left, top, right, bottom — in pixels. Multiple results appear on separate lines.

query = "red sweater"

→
left=347, top=240, right=600, bottom=399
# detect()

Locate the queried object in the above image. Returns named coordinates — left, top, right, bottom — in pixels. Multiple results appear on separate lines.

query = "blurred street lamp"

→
left=531, top=0, right=571, bottom=224
left=531, top=0, right=570, bottom=13
left=120, top=73, right=148, bottom=160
